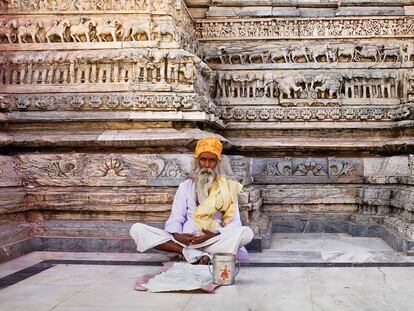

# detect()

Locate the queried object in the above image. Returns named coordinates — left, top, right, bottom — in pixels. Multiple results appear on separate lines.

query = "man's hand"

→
left=190, top=229, right=219, bottom=245
left=172, top=233, right=195, bottom=246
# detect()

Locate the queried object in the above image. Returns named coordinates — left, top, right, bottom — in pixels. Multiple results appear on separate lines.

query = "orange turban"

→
left=195, top=137, right=223, bottom=160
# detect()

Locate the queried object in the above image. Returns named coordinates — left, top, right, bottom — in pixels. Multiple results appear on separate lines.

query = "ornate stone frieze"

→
left=254, top=157, right=361, bottom=183
left=1, top=93, right=219, bottom=116
left=16, top=154, right=152, bottom=187
left=0, top=15, right=195, bottom=48
left=213, top=70, right=402, bottom=101
left=205, top=42, right=412, bottom=65
left=196, top=17, right=414, bottom=40
left=219, top=105, right=412, bottom=122
left=0, top=50, right=205, bottom=87
left=4, top=0, right=150, bottom=11
left=3, top=0, right=196, bottom=39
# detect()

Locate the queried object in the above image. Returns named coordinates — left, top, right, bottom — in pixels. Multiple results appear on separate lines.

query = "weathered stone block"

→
left=364, top=156, right=410, bottom=178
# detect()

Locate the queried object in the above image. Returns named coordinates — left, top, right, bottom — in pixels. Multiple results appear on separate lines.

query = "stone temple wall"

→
left=0, top=0, right=413, bottom=261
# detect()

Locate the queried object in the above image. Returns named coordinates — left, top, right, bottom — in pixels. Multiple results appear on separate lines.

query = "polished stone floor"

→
left=1, top=233, right=414, bottom=311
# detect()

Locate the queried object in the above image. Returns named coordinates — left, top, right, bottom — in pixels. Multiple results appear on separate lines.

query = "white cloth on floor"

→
left=129, top=223, right=254, bottom=263
left=142, top=262, right=213, bottom=293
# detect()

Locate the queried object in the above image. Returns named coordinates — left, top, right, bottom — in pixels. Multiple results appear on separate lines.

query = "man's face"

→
left=198, top=152, right=218, bottom=169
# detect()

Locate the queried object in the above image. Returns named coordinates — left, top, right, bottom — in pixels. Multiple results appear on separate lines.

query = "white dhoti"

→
left=129, top=223, right=254, bottom=263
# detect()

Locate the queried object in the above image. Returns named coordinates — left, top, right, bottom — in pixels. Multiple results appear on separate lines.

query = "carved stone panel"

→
left=253, top=157, right=362, bottom=183
left=197, top=17, right=414, bottom=40
left=0, top=156, right=22, bottom=187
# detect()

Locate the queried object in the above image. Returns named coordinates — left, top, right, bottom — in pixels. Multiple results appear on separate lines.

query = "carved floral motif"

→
left=46, top=158, right=84, bottom=178
left=98, top=158, right=128, bottom=177
left=263, top=157, right=354, bottom=178
left=3, top=93, right=219, bottom=116
left=148, top=156, right=186, bottom=179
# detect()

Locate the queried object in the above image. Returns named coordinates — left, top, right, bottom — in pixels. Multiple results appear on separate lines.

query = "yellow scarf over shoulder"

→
left=193, top=176, right=243, bottom=232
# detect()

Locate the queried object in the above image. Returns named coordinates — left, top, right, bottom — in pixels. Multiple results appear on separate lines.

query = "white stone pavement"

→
left=1, top=233, right=414, bottom=311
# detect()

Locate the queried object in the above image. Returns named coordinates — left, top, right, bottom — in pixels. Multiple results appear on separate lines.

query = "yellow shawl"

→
left=193, top=176, right=243, bottom=232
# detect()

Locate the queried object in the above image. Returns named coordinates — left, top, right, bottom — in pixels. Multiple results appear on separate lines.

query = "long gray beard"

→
left=194, top=167, right=219, bottom=204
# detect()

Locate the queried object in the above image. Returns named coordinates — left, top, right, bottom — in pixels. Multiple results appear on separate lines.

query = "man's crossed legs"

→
left=129, top=223, right=254, bottom=264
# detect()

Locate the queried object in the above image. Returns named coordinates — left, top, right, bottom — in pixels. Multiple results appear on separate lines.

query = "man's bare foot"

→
left=198, top=255, right=210, bottom=265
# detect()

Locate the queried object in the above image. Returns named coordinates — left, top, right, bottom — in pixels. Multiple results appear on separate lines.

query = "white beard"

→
left=195, top=168, right=217, bottom=204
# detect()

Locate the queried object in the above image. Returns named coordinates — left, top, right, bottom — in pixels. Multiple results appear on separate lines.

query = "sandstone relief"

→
left=205, top=42, right=412, bottom=65
left=0, top=50, right=204, bottom=86
left=219, top=105, right=411, bottom=122
left=197, top=17, right=414, bottom=40
left=0, top=17, right=186, bottom=45
left=147, top=155, right=187, bottom=186
left=16, top=154, right=153, bottom=187
left=5, top=0, right=150, bottom=11
left=2, top=93, right=219, bottom=116
left=213, top=71, right=401, bottom=101
left=254, top=157, right=361, bottom=183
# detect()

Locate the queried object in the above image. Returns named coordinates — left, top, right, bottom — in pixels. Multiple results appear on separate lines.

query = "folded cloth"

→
left=134, top=262, right=219, bottom=293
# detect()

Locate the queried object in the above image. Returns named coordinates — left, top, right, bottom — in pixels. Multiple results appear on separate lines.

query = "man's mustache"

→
left=200, top=168, right=213, bottom=175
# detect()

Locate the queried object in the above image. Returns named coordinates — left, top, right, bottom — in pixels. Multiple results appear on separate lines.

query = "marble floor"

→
left=0, top=233, right=414, bottom=311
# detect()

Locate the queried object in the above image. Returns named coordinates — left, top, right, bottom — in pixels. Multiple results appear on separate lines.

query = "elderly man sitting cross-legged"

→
left=129, top=137, right=254, bottom=264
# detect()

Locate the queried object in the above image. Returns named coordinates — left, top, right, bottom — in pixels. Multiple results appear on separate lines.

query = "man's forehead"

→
left=198, top=152, right=218, bottom=159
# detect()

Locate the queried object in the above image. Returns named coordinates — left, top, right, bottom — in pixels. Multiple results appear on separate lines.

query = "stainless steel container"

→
left=208, top=253, right=240, bottom=286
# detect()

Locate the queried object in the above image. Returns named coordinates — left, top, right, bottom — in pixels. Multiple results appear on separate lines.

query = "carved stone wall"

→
left=0, top=0, right=413, bottom=259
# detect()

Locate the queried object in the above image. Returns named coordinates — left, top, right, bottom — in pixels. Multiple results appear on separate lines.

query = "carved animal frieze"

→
left=219, top=105, right=412, bottom=122
left=206, top=42, right=412, bottom=65
left=0, top=17, right=190, bottom=45
left=213, top=71, right=402, bottom=101
left=197, top=17, right=414, bottom=40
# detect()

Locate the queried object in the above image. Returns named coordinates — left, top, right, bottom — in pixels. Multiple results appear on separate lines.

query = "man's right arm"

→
left=165, top=182, right=195, bottom=245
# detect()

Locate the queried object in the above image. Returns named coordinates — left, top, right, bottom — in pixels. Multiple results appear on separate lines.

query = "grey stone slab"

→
left=207, top=6, right=273, bottom=17
left=250, top=251, right=323, bottom=263
left=336, top=6, right=405, bottom=16
left=273, top=221, right=307, bottom=233
left=0, top=238, right=35, bottom=263
left=298, top=8, right=336, bottom=17
left=271, top=7, right=300, bottom=16
left=273, top=221, right=349, bottom=234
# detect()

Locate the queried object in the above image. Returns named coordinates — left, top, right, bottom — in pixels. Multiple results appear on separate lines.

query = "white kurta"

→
left=129, top=178, right=254, bottom=263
